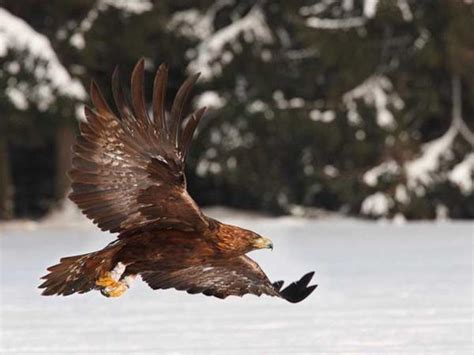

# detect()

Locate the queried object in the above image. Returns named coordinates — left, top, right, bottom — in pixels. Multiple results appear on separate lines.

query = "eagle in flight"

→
left=39, top=59, right=317, bottom=303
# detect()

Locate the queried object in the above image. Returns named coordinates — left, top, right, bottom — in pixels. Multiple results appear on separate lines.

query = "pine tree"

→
left=1, top=1, right=472, bottom=219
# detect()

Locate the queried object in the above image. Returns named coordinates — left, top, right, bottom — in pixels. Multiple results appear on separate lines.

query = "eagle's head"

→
left=216, top=223, right=274, bottom=254
left=250, top=234, right=274, bottom=251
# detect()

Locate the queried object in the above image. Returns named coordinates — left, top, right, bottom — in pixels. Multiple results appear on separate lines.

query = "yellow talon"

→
left=96, top=267, right=134, bottom=298
left=103, top=282, right=129, bottom=298
left=96, top=273, right=118, bottom=288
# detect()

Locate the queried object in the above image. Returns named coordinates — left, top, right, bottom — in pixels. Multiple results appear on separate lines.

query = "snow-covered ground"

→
left=1, top=211, right=472, bottom=354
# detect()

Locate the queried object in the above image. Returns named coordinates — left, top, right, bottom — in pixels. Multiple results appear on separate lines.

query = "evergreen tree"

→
left=1, top=0, right=472, bottom=219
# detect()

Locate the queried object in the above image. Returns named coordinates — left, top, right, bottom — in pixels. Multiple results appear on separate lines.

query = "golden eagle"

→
left=39, top=59, right=317, bottom=303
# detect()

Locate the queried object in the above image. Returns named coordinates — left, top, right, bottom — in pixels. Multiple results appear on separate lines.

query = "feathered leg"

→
left=96, top=262, right=136, bottom=298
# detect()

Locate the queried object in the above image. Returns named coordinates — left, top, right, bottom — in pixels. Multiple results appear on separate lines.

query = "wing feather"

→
left=130, top=58, right=150, bottom=124
left=180, top=107, right=207, bottom=160
left=169, top=73, right=200, bottom=147
left=90, top=81, right=114, bottom=116
left=69, top=59, right=208, bottom=235
left=141, top=256, right=317, bottom=303
left=152, top=63, right=168, bottom=134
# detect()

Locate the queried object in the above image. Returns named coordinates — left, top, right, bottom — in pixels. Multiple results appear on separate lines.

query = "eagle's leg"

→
left=96, top=262, right=136, bottom=298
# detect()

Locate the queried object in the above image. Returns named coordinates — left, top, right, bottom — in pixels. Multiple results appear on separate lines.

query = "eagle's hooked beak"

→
left=254, top=236, right=274, bottom=251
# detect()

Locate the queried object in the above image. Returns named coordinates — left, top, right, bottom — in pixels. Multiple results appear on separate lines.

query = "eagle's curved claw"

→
left=96, top=273, right=118, bottom=288
left=100, top=280, right=129, bottom=298
left=96, top=272, right=135, bottom=298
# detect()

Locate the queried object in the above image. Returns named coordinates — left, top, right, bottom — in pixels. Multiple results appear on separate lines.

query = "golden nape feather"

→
left=40, top=58, right=317, bottom=303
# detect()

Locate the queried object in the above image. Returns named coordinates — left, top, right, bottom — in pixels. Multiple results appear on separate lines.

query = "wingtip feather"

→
left=279, top=271, right=317, bottom=303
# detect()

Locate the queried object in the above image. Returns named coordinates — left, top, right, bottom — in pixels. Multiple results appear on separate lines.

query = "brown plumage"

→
left=39, top=58, right=317, bottom=303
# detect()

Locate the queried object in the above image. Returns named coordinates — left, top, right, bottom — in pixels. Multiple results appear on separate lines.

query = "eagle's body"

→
left=39, top=59, right=317, bottom=303
left=111, top=222, right=266, bottom=273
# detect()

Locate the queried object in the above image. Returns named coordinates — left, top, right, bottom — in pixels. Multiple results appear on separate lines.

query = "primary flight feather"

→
left=39, top=59, right=317, bottom=303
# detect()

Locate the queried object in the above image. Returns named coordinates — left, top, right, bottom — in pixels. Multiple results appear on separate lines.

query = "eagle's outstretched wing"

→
left=69, top=59, right=209, bottom=234
left=141, top=256, right=317, bottom=303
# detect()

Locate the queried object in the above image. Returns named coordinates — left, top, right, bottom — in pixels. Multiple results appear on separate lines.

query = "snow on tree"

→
left=343, top=75, right=403, bottom=129
left=186, top=5, right=273, bottom=80
left=0, top=8, right=85, bottom=112
left=70, top=0, right=153, bottom=49
left=1, top=6, right=90, bottom=218
left=404, top=76, right=474, bottom=193
left=303, top=0, right=413, bottom=30
left=1, top=1, right=473, bottom=219
left=361, top=75, right=474, bottom=218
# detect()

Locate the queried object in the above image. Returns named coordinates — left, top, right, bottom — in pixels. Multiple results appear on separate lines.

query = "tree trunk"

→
left=0, top=137, right=14, bottom=219
left=55, top=125, right=75, bottom=203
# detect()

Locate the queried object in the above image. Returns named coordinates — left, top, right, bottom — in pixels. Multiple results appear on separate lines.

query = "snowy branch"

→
left=304, top=0, right=413, bottom=30
left=306, top=17, right=366, bottom=30
left=0, top=8, right=86, bottom=111
left=187, top=6, right=273, bottom=80
left=404, top=75, right=474, bottom=193
left=449, top=153, right=474, bottom=194
left=195, top=91, right=227, bottom=109
left=343, top=75, right=403, bottom=129
left=361, top=192, right=393, bottom=216
left=70, top=0, right=153, bottom=49
left=168, top=0, right=234, bottom=40
left=405, top=124, right=457, bottom=191
left=299, top=1, right=337, bottom=16
left=363, top=160, right=400, bottom=187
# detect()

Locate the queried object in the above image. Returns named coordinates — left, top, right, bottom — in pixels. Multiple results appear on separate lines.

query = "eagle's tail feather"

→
left=39, top=246, right=120, bottom=296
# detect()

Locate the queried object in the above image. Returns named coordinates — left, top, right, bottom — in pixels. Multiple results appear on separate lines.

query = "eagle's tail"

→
left=39, top=244, right=121, bottom=296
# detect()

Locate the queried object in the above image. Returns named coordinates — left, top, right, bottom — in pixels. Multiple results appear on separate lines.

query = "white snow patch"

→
left=5, top=61, right=20, bottom=74
left=219, top=123, right=254, bottom=149
left=343, top=76, right=402, bottom=129
left=343, top=0, right=355, bottom=11
left=273, top=91, right=306, bottom=110
left=69, top=32, right=86, bottom=49
left=187, top=6, right=273, bottom=80
left=363, top=160, right=400, bottom=186
left=288, top=98, right=305, bottom=108
left=323, top=165, right=339, bottom=177
left=366, top=0, right=413, bottom=21
left=306, top=16, right=366, bottom=30
left=392, top=212, right=406, bottom=225
left=195, top=91, right=226, bottom=109
left=69, top=0, right=152, bottom=49
left=364, top=0, right=380, bottom=18
left=68, top=7, right=99, bottom=49
left=305, top=0, right=409, bottom=29
left=168, top=9, right=213, bottom=40
left=405, top=125, right=457, bottom=190
left=361, top=192, right=393, bottom=216
left=395, top=184, right=410, bottom=204
left=168, top=1, right=234, bottom=40
left=5, top=86, right=28, bottom=110
left=396, top=0, right=413, bottom=21
left=2, top=218, right=472, bottom=353
left=436, top=204, right=449, bottom=220
left=299, top=1, right=336, bottom=16
left=101, top=0, right=152, bottom=14
left=309, top=109, right=336, bottom=123
left=449, top=153, right=474, bottom=194
left=247, top=100, right=270, bottom=114
left=196, top=159, right=222, bottom=177
left=0, top=8, right=86, bottom=109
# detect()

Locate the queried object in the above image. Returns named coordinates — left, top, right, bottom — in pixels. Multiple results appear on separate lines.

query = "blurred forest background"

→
left=0, top=0, right=473, bottom=221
